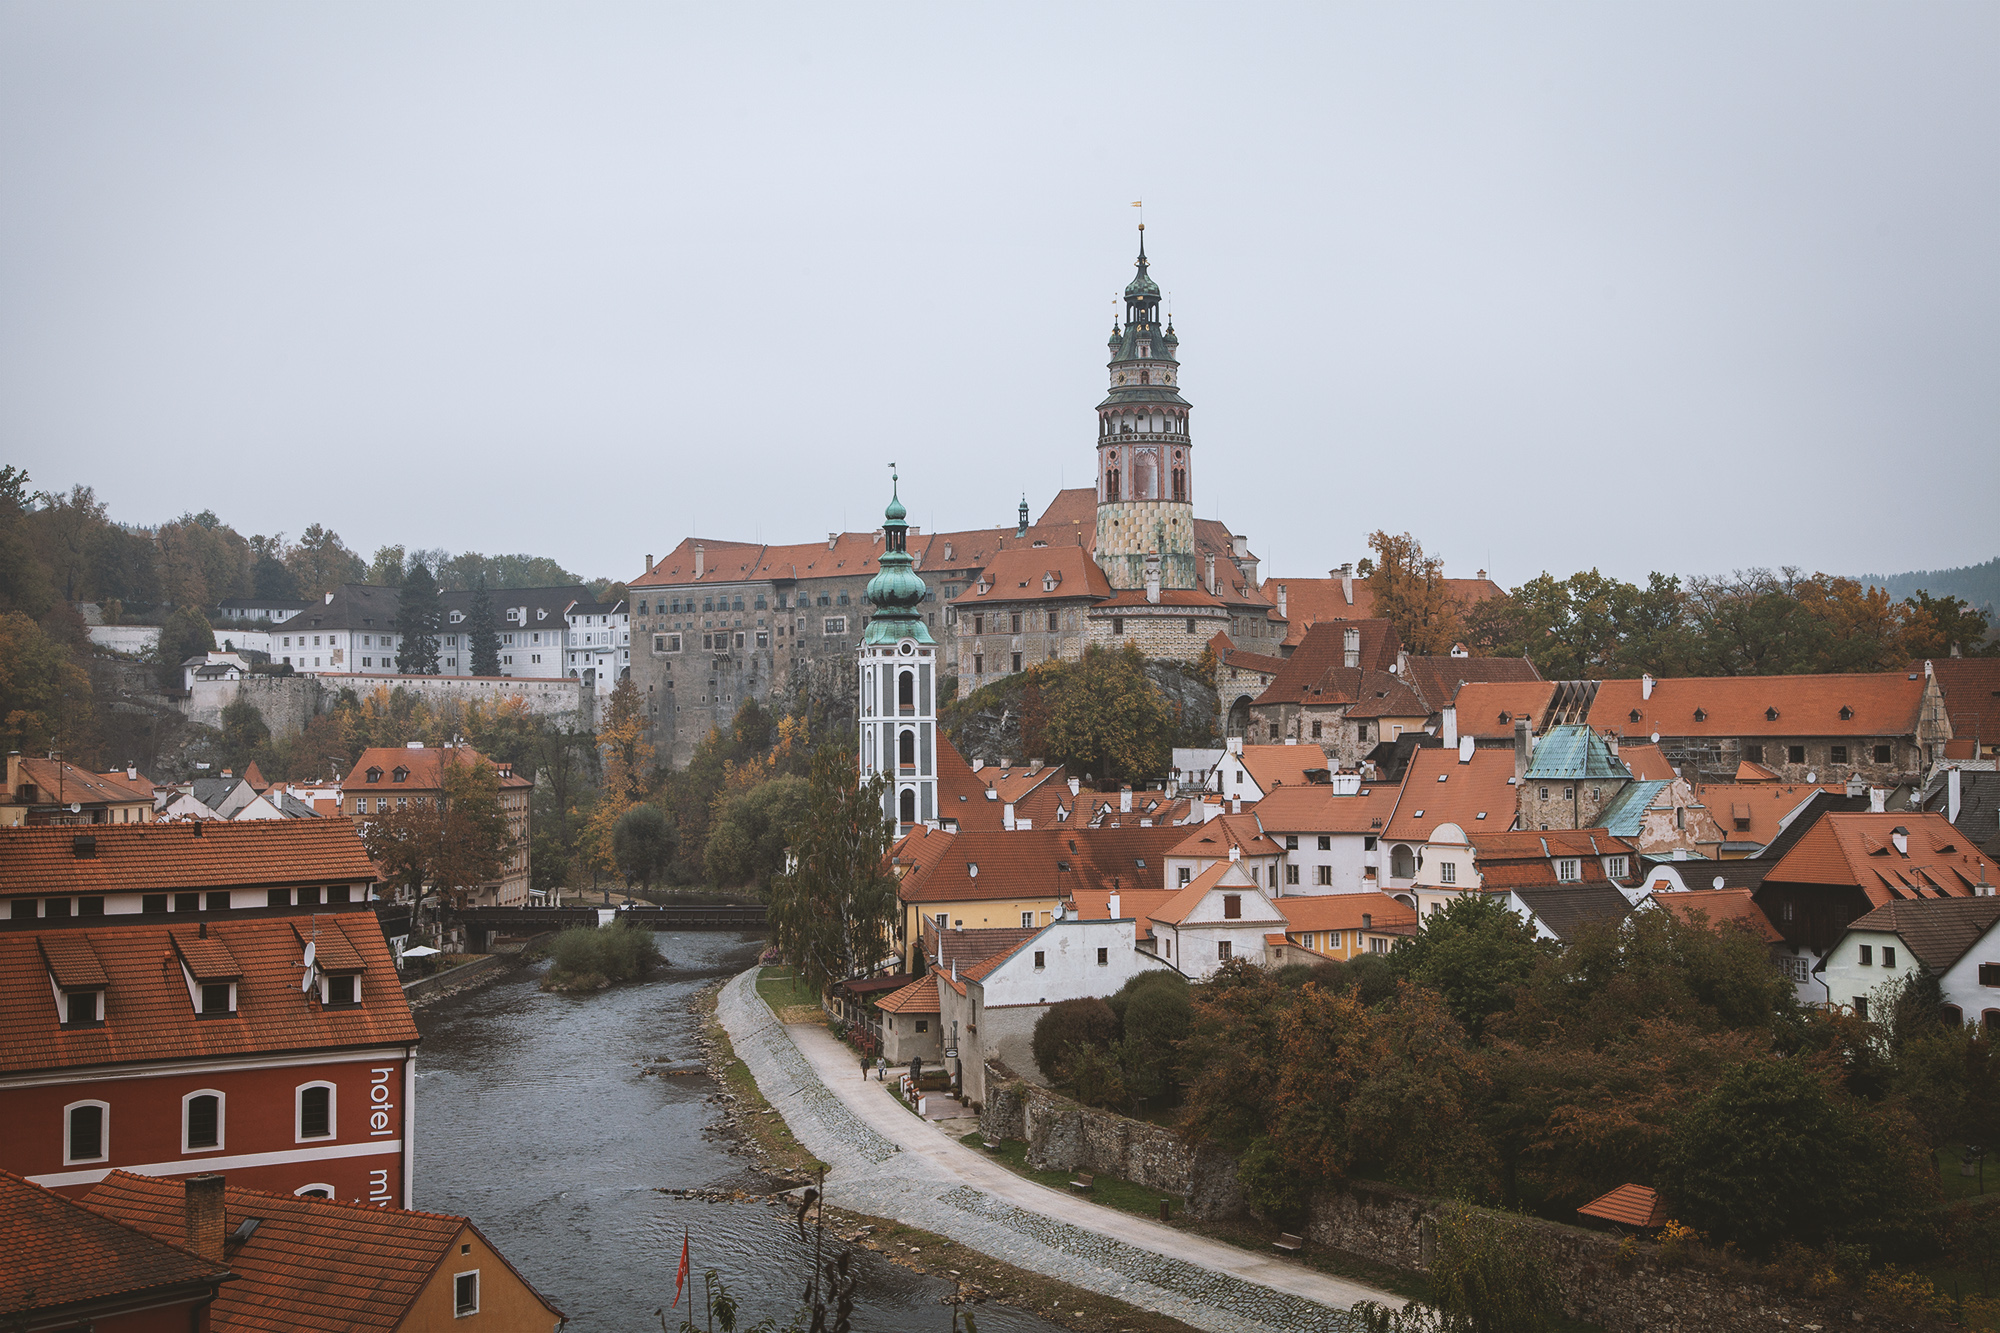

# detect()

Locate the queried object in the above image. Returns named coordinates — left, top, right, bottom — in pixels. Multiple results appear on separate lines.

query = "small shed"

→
left=1577, top=1183, right=1667, bottom=1230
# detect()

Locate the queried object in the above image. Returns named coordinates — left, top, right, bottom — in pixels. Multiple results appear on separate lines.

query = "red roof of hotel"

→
left=0, top=820, right=380, bottom=897
left=1765, top=812, right=1986, bottom=905
left=1383, top=748, right=1520, bottom=843
left=86, top=1171, right=561, bottom=1332
left=1592, top=672, right=1930, bottom=740
left=0, top=915, right=417, bottom=1076
left=1578, top=1183, right=1667, bottom=1229
left=0, top=1169, right=225, bottom=1319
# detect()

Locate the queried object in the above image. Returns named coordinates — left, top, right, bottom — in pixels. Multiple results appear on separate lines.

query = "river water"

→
left=414, top=931, right=1066, bottom=1333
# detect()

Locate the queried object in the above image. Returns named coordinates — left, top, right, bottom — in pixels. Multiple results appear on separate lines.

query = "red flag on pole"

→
left=673, top=1229, right=690, bottom=1308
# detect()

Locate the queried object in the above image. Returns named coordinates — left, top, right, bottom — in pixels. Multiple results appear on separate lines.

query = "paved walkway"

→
left=715, top=967, right=1391, bottom=1333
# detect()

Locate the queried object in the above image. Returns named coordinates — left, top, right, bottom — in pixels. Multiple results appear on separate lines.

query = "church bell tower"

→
left=859, top=472, right=936, bottom=835
left=1095, top=226, right=1196, bottom=591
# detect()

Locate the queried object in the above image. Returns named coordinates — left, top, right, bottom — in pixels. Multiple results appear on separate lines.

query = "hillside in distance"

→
left=1855, top=556, right=2000, bottom=615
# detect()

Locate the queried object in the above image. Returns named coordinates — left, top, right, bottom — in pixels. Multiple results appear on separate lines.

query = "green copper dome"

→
left=864, top=472, right=934, bottom=645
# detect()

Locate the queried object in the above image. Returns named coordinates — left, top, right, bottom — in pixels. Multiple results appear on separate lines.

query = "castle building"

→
left=627, top=232, right=1282, bottom=767
left=858, top=476, right=939, bottom=835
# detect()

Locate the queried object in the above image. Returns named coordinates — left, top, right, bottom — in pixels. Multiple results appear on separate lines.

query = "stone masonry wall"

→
left=1309, top=1181, right=1955, bottom=1333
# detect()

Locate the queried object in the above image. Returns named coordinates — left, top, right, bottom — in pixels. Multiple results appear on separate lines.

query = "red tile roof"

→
left=1399, top=655, right=1543, bottom=715
left=1734, top=760, right=1783, bottom=781
left=1616, top=743, right=1677, bottom=781
left=917, top=918, right=1043, bottom=970
left=1449, top=682, right=1558, bottom=739
left=1765, top=812, right=1986, bottom=905
left=1250, top=785, right=1400, bottom=834
left=954, top=546, right=1113, bottom=604
left=1592, top=672, right=1929, bottom=740
left=1690, top=782, right=1847, bottom=847
left=1035, top=488, right=1098, bottom=532
left=893, top=824, right=1190, bottom=903
left=1468, top=829, right=1637, bottom=887
left=1210, top=632, right=1286, bottom=679
left=1150, top=862, right=1273, bottom=927
left=1166, top=812, right=1281, bottom=862
left=1093, top=588, right=1229, bottom=609
left=0, top=820, right=380, bottom=898
left=1233, top=746, right=1331, bottom=795
left=1274, top=892, right=1416, bottom=934
left=1067, top=886, right=1182, bottom=940
left=1265, top=574, right=1505, bottom=647
left=5, top=757, right=155, bottom=808
left=85, top=1171, right=562, bottom=1332
left=1578, top=1183, right=1666, bottom=1229
left=1383, top=748, right=1520, bottom=844
left=342, top=745, right=529, bottom=791
left=1648, top=888, right=1784, bottom=944
left=0, top=1169, right=225, bottom=1318
left=1925, top=658, right=2000, bottom=752
left=1254, top=621, right=1403, bottom=707
left=0, top=915, right=417, bottom=1076
left=877, top=975, right=941, bottom=1014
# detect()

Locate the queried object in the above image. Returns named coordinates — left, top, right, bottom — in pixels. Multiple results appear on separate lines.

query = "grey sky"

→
left=4, top=2, right=1994, bottom=591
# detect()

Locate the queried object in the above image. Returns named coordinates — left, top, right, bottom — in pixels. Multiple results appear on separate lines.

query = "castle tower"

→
left=1095, top=226, right=1195, bottom=591
left=859, top=472, right=937, bottom=835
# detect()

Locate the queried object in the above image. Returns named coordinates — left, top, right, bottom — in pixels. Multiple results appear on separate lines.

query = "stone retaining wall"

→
left=400, top=952, right=512, bottom=1006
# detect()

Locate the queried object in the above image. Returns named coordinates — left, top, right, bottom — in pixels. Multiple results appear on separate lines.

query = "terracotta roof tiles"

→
left=1254, top=621, right=1402, bottom=707
left=1383, top=748, right=1520, bottom=843
left=1649, top=888, right=1785, bottom=944
left=1250, top=785, right=1399, bottom=834
left=1265, top=575, right=1505, bottom=648
left=1449, top=682, right=1558, bottom=739
left=1845, top=896, right=2000, bottom=972
left=1232, top=746, right=1331, bottom=795
left=1765, top=812, right=1985, bottom=906
left=0, top=821, right=379, bottom=898
left=0, top=1170, right=225, bottom=1318
left=877, top=975, right=941, bottom=1014
left=1578, top=1183, right=1666, bottom=1229
left=1274, top=892, right=1416, bottom=934
left=1592, top=672, right=1929, bottom=740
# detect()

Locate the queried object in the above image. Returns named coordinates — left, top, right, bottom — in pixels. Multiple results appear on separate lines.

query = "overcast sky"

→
left=3, top=2, right=1994, bottom=590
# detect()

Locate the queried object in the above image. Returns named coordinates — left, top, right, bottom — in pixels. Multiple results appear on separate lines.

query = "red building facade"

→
left=0, top=914, right=419, bottom=1207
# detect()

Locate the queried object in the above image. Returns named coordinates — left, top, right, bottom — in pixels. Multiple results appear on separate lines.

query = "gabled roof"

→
left=1510, top=882, right=1633, bottom=940
left=877, top=975, right=941, bottom=1014
left=1232, top=745, right=1330, bottom=795
left=0, top=821, right=379, bottom=898
left=1688, top=781, right=1849, bottom=848
left=1764, top=812, right=1985, bottom=906
left=892, top=824, right=1189, bottom=903
left=5, top=757, right=154, bottom=807
left=1150, top=861, right=1275, bottom=927
left=1591, top=672, right=1930, bottom=739
left=1263, top=574, right=1505, bottom=647
left=1274, top=892, right=1416, bottom=934
left=953, top=546, right=1112, bottom=605
left=85, top=1172, right=561, bottom=1332
left=342, top=745, right=530, bottom=791
left=1925, top=658, right=2000, bottom=753
left=1066, top=886, right=1182, bottom=940
left=1648, top=888, right=1784, bottom=944
left=1166, top=812, right=1280, bottom=861
left=1450, top=681, right=1558, bottom=739
left=0, top=915, right=417, bottom=1076
left=1845, top=896, right=2000, bottom=972
left=1383, top=747, right=1520, bottom=843
left=1035, top=488, right=1098, bottom=532
left=0, top=1170, right=225, bottom=1319
left=1398, top=655, right=1543, bottom=715
left=1523, top=725, right=1631, bottom=781
left=1251, top=785, right=1399, bottom=835
left=1253, top=620, right=1402, bottom=707
left=1578, top=1183, right=1667, bottom=1229
left=1734, top=760, right=1784, bottom=781
left=1469, top=829, right=1637, bottom=886
left=1596, top=780, right=1674, bottom=838
left=918, top=918, right=1042, bottom=970
left=1617, top=743, right=1677, bottom=781
left=1209, top=632, right=1285, bottom=679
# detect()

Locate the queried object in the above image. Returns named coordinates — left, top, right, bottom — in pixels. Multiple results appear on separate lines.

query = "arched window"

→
left=1140, top=370, right=1150, bottom=384
left=64, top=1100, right=108, bottom=1164
left=294, top=1184, right=335, bottom=1199
left=296, top=1082, right=336, bottom=1142
left=1390, top=845, right=1417, bottom=879
left=1172, top=468, right=1186, bottom=502
left=1106, top=468, right=1120, bottom=502
left=183, top=1090, right=224, bottom=1152
left=1134, top=449, right=1159, bottom=500
left=1940, top=1004, right=1963, bottom=1027
left=899, top=788, right=917, bottom=824
left=898, top=671, right=915, bottom=710
left=898, top=730, right=916, bottom=768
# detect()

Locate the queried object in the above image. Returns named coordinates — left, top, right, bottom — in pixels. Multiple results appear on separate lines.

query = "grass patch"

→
left=756, top=965, right=822, bottom=1021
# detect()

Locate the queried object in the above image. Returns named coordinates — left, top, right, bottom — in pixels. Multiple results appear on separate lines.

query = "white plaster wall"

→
left=1818, top=928, right=1910, bottom=1013
left=1939, top=922, right=2000, bottom=1024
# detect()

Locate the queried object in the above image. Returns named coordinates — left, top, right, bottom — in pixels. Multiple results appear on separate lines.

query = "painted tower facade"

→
left=858, top=475, right=937, bottom=835
left=1095, top=228, right=1196, bottom=592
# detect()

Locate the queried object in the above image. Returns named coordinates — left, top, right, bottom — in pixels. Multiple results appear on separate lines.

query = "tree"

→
left=249, top=534, right=300, bottom=601
left=1031, top=997, right=1122, bottom=1089
left=1392, top=894, right=1546, bottom=1041
left=0, top=466, right=54, bottom=618
left=467, top=579, right=501, bottom=676
left=1366, top=531, right=1465, bottom=654
left=704, top=774, right=810, bottom=889
left=157, top=605, right=217, bottom=690
left=766, top=745, right=898, bottom=993
left=394, top=562, right=443, bottom=675
left=219, top=697, right=271, bottom=774
left=286, top=524, right=365, bottom=598
left=1041, top=644, right=1172, bottom=786
left=1112, top=971, right=1192, bottom=1105
left=368, top=545, right=408, bottom=587
left=1177, top=958, right=1292, bottom=1149
left=612, top=804, right=677, bottom=894
left=1902, top=590, right=1993, bottom=660
left=0, top=612, right=93, bottom=753
left=360, top=750, right=514, bottom=910
left=584, top=678, right=655, bottom=875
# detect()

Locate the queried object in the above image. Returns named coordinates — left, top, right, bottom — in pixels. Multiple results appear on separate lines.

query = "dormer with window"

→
left=1765, top=707, right=1780, bottom=721
left=391, top=766, right=409, bottom=783
left=172, top=930, right=243, bottom=1018
left=365, top=766, right=383, bottom=783
left=39, top=936, right=108, bottom=1029
left=297, top=923, right=367, bottom=1008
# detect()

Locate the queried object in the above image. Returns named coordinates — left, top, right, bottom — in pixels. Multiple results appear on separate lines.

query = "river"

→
left=413, top=930, right=1067, bottom=1333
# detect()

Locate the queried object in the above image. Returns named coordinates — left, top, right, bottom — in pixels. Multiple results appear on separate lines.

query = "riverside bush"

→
left=543, top=922, right=663, bottom=991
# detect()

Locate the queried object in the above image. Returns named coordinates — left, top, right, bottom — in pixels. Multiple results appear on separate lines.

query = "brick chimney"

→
left=184, top=1174, right=226, bottom=1262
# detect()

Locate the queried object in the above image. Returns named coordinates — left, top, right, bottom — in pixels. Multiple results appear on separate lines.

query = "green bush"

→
left=1428, top=1202, right=1562, bottom=1333
left=544, top=922, right=662, bottom=990
left=1030, top=997, right=1120, bottom=1086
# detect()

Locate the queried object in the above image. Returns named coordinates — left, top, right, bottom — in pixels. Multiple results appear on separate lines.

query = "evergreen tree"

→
left=467, top=579, right=501, bottom=676
left=157, top=605, right=218, bottom=691
left=394, top=563, right=443, bottom=675
left=767, top=746, right=898, bottom=992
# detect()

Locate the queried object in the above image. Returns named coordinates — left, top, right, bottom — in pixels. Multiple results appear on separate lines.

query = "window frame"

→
left=296, top=1081, right=338, bottom=1143
left=454, top=1271, right=481, bottom=1317
left=1555, top=858, right=1581, bottom=883
left=182, top=1088, right=226, bottom=1154
left=64, top=1099, right=110, bottom=1165
left=294, top=1183, right=336, bottom=1198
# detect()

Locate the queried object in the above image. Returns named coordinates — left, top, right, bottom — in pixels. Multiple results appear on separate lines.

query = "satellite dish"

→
left=1713, top=876, right=1725, bottom=890
left=301, top=969, right=316, bottom=993
left=302, top=941, right=316, bottom=968
left=1650, top=732, right=1660, bottom=744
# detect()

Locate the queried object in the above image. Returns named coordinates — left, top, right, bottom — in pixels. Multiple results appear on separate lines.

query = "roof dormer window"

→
left=1839, top=705, right=1853, bottom=720
left=1765, top=707, right=1779, bottom=721
left=392, top=767, right=409, bottom=783
left=62, top=989, right=105, bottom=1027
left=1693, top=708, right=1706, bottom=722
left=365, top=767, right=383, bottom=783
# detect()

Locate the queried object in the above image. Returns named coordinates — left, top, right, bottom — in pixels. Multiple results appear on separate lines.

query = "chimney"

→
left=184, top=1174, right=226, bottom=1262
left=127, top=765, right=138, bottom=781
left=694, top=544, right=705, bottom=579
left=5, top=751, right=18, bottom=796
left=1514, top=718, right=1532, bottom=782
left=1231, top=796, right=1242, bottom=814
left=1003, top=803, right=1016, bottom=831
left=1277, top=584, right=1288, bottom=618
left=1068, top=776, right=1080, bottom=797
left=1145, top=552, right=1162, bottom=605
left=1641, top=673, right=1654, bottom=701
left=1441, top=707, right=1458, bottom=748
left=1891, top=826, right=1910, bottom=857
left=829, top=532, right=839, bottom=550
left=324, top=591, right=334, bottom=604
left=1948, top=768, right=1962, bottom=824
left=1605, top=731, right=1619, bottom=759
left=1228, top=845, right=1241, bottom=862
left=645, top=553, right=653, bottom=572
left=1109, top=891, right=1121, bottom=919
left=1870, top=787, right=1887, bottom=814
left=1340, top=563, right=1354, bottom=605
left=1343, top=627, right=1360, bottom=669
left=1206, top=554, right=1217, bottom=596
left=1120, top=786, right=1133, bottom=813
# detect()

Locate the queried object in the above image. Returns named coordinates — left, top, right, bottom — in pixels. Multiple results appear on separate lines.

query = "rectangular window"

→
left=206, top=891, right=230, bottom=912
left=1555, top=859, right=1580, bottom=882
left=455, top=1272, right=479, bottom=1316
left=915, top=1019, right=929, bottom=1033
left=1853, top=996, right=1869, bottom=1020
left=45, top=897, right=69, bottom=918
left=973, top=614, right=984, bottom=634
left=1370, top=936, right=1389, bottom=954
left=1882, top=947, right=1896, bottom=969
left=1859, top=944, right=1872, bottom=966
left=174, top=892, right=200, bottom=913
left=1178, top=867, right=1191, bottom=886
left=66, top=991, right=99, bottom=1025
left=756, top=631, right=770, bottom=648
left=185, top=1093, right=220, bottom=1150
left=1606, top=856, right=1629, bottom=878
left=1011, top=652, right=1022, bottom=672
left=68, top=1104, right=105, bottom=1161
left=1311, top=720, right=1322, bottom=738
left=299, top=1085, right=332, bottom=1139
left=78, top=896, right=103, bottom=916
left=1010, top=613, right=1022, bottom=633
left=1788, top=745, right=1806, bottom=764
left=328, top=974, right=357, bottom=1004
left=200, top=982, right=232, bottom=1015
left=1111, top=617, right=1125, bottom=636
left=973, top=654, right=984, bottom=674
left=1096, top=947, right=1109, bottom=965
left=824, top=617, right=846, bottom=635
left=1047, top=612, right=1059, bottom=632
left=1284, top=835, right=1298, bottom=850
left=1217, top=941, right=1232, bottom=962
left=142, top=893, right=167, bottom=914
left=1285, top=864, right=1299, bottom=885
left=1874, top=744, right=1892, bottom=764
left=1317, top=865, right=1332, bottom=886
left=1185, top=617, right=1195, bottom=633
left=1021, top=912, right=1034, bottom=928
left=1223, top=894, right=1242, bottom=920
left=267, top=888, right=290, bottom=908
left=1440, top=862, right=1456, bottom=884
left=1782, top=956, right=1809, bottom=983
left=1745, top=744, right=1763, bottom=763
left=1830, top=745, right=1849, bottom=764
left=1033, top=951, right=1046, bottom=969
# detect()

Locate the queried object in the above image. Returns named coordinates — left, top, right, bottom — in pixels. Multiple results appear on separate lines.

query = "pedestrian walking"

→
left=861, top=1054, right=869, bottom=1081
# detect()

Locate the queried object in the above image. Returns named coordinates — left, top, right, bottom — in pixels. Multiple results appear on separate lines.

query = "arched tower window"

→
left=1106, top=468, right=1120, bottom=502
left=1173, top=468, right=1186, bottom=502
left=898, top=671, right=914, bottom=711
left=1139, top=370, right=1150, bottom=384
left=1134, top=450, right=1159, bottom=500
left=899, top=788, right=916, bottom=824
left=898, top=730, right=915, bottom=768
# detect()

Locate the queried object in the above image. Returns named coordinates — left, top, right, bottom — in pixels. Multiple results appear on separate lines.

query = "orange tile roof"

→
left=38, top=934, right=110, bottom=988
left=1166, top=812, right=1280, bottom=861
left=1383, top=747, right=1520, bottom=843
left=0, top=820, right=380, bottom=897
left=343, top=745, right=529, bottom=791
left=918, top=918, right=1043, bottom=969
left=1035, top=488, right=1097, bottom=531
left=1, top=1169, right=225, bottom=1318
left=0, top=915, right=417, bottom=1076
left=1150, top=861, right=1271, bottom=927
left=1449, top=682, right=1558, bottom=739
left=1578, top=1183, right=1666, bottom=1229
left=1274, top=892, right=1416, bottom=934
left=934, top=737, right=1006, bottom=832
left=893, top=824, right=1189, bottom=903
left=1255, top=620, right=1402, bottom=707
left=1469, top=829, right=1636, bottom=887
left=1267, top=574, right=1504, bottom=647
left=1233, top=746, right=1331, bottom=795
left=954, top=546, right=1113, bottom=604
left=1209, top=632, right=1286, bottom=678
left=1616, top=743, right=1677, bottom=781
left=1764, top=812, right=1986, bottom=905
left=6, top=757, right=155, bottom=807
left=85, top=1171, right=561, bottom=1332
left=1650, top=888, right=1785, bottom=943
left=1592, top=672, right=1928, bottom=739
left=1399, top=655, right=1543, bottom=715
left=1251, top=785, right=1400, bottom=834
left=1690, top=782, right=1846, bottom=847
left=877, top=975, right=941, bottom=1014
left=1734, top=760, right=1783, bottom=781
left=1926, top=658, right=2000, bottom=751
